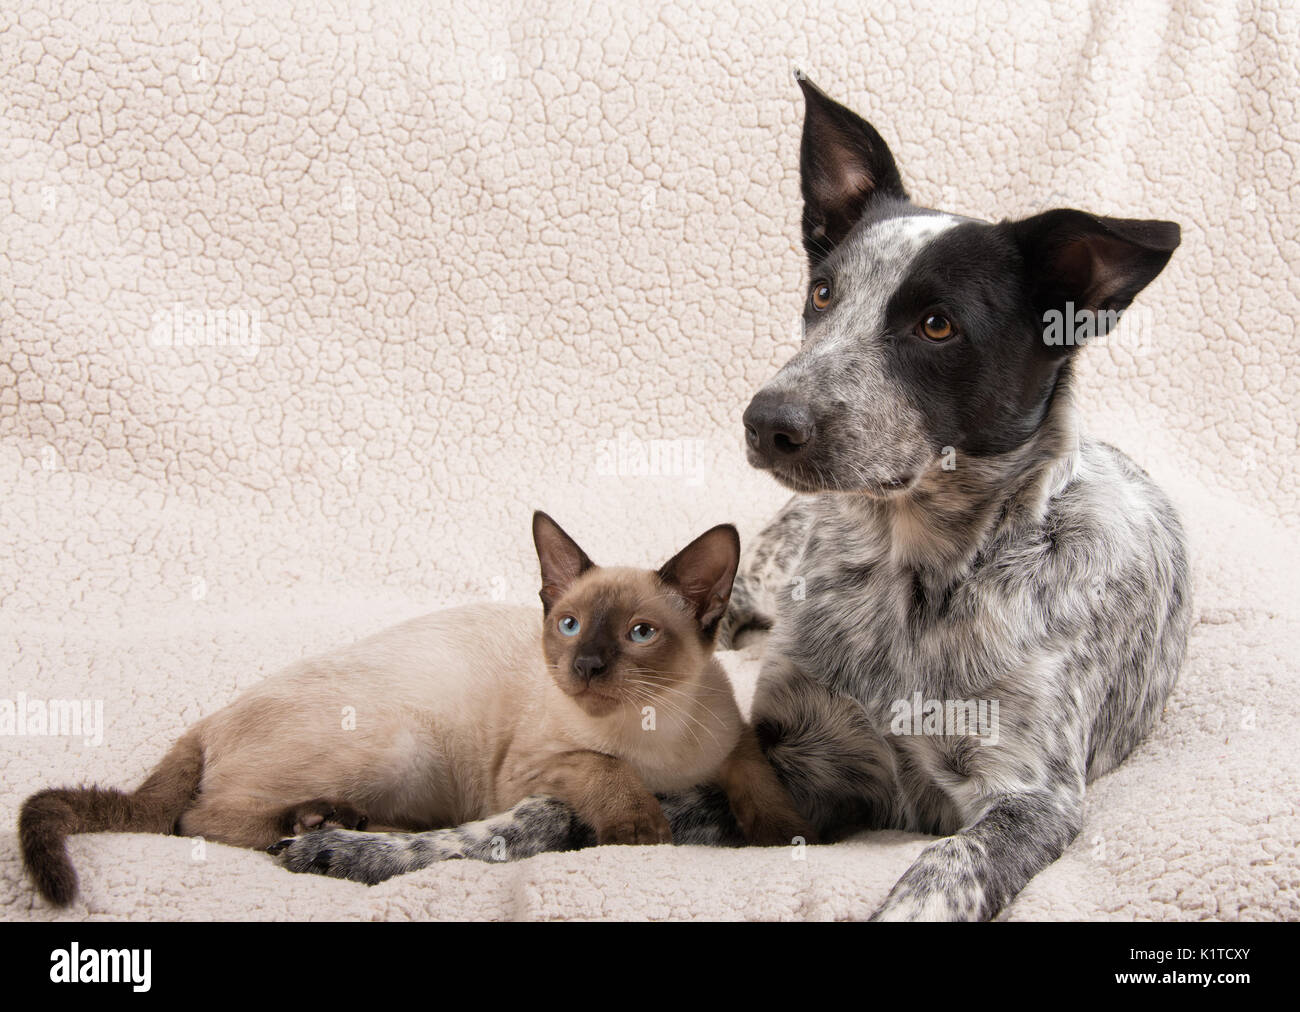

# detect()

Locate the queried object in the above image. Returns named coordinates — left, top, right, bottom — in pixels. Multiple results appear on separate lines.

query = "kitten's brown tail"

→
left=19, top=731, right=204, bottom=906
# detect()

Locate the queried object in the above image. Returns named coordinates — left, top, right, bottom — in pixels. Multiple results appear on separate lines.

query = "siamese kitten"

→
left=21, top=513, right=810, bottom=905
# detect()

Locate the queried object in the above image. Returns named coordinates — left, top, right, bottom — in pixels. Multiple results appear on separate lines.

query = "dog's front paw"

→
left=869, top=837, right=989, bottom=921
left=270, top=827, right=351, bottom=875
left=269, top=828, right=395, bottom=884
left=270, top=827, right=469, bottom=884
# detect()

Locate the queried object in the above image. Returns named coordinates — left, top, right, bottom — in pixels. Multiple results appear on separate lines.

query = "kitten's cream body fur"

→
left=188, top=602, right=741, bottom=838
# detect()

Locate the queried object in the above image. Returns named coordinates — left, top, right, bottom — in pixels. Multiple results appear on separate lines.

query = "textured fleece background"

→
left=1, top=0, right=1297, bottom=920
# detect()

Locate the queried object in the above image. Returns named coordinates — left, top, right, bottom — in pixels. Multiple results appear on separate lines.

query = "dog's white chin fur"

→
left=757, top=458, right=928, bottom=499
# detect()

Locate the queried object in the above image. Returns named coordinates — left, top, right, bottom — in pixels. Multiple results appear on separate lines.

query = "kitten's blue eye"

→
left=558, top=615, right=580, bottom=637
left=629, top=622, right=658, bottom=644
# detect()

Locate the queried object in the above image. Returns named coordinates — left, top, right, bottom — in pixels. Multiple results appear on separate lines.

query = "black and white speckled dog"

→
left=276, top=79, right=1191, bottom=920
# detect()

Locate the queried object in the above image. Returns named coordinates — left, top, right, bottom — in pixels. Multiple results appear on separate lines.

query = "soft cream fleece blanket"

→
left=1, top=0, right=1297, bottom=920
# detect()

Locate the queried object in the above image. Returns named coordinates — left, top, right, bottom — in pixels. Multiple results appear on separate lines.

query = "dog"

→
left=275, top=77, right=1191, bottom=921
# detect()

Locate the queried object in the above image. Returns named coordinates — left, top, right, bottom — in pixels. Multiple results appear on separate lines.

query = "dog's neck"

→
left=829, top=386, right=1082, bottom=589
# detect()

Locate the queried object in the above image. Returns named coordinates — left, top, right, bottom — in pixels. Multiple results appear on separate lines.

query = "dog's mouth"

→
left=751, top=451, right=921, bottom=499
left=858, top=474, right=918, bottom=498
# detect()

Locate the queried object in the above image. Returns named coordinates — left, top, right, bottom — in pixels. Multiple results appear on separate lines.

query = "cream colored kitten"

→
left=21, top=513, right=809, bottom=905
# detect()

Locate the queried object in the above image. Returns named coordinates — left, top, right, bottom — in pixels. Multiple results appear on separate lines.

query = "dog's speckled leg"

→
left=271, top=795, right=589, bottom=884
left=272, top=786, right=745, bottom=884
left=870, top=787, right=1084, bottom=921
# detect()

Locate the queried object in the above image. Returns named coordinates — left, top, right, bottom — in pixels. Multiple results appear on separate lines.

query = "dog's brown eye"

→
left=919, top=314, right=954, bottom=341
left=811, top=281, right=832, bottom=311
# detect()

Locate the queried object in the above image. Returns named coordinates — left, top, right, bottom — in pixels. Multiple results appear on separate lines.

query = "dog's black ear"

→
left=533, top=512, right=594, bottom=615
left=657, top=524, right=740, bottom=641
left=1010, top=210, right=1181, bottom=345
left=798, top=75, right=907, bottom=266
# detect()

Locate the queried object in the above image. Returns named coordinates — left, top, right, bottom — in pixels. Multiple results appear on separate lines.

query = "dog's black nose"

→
left=573, top=654, right=609, bottom=682
left=743, top=391, right=815, bottom=462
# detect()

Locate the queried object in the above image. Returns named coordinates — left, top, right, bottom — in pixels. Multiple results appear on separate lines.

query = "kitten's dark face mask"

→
left=531, top=513, right=740, bottom=718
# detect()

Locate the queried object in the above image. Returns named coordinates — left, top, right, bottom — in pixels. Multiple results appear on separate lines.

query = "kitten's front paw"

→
left=281, top=798, right=368, bottom=836
left=730, top=794, right=816, bottom=847
left=736, top=808, right=816, bottom=847
left=595, top=799, right=673, bottom=845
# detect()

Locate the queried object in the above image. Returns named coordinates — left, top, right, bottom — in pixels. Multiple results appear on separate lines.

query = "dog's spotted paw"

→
left=269, top=827, right=368, bottom=879
left=269, top=827, right=467, bottom=884
left=869, top=837, right=990, bottom=921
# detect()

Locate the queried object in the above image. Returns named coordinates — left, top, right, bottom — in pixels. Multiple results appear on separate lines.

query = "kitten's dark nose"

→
left=743, top=390, right=815, bottom=464
left=573, top=654, right=609, bottom=683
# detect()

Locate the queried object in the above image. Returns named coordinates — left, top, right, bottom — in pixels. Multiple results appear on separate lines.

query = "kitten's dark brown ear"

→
left=533, top=512, right=594, bottom=615
left=657, top=524, right=741, bottom=641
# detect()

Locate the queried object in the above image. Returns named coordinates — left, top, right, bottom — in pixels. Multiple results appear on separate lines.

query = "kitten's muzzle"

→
left=572, top=653, right=611, bottom=683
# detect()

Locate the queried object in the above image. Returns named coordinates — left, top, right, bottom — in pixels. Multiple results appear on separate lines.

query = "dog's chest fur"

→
left=753, top=428, right=1190, bottom=832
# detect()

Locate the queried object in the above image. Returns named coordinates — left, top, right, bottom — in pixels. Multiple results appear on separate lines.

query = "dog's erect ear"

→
left=533, top=512, right=594, bottom=614
left=1010, top=210, right=1181, bottom=345
left=657, top=524, right=741, bottom=641
left=798, top=75, right=907, bottom=266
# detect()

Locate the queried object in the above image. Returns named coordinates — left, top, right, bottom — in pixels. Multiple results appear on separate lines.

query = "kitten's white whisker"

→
left=620, top=679, right=724, bottom=748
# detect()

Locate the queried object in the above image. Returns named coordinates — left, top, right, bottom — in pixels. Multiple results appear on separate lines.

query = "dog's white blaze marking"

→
left=808, top=213, right=961, bottom=353
left=876, top=212, right=961, bottom=246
